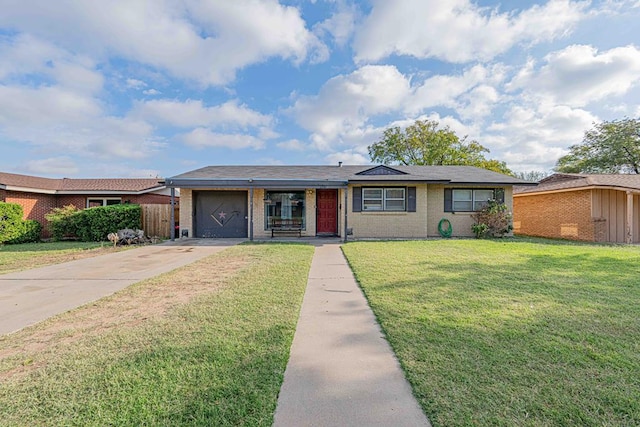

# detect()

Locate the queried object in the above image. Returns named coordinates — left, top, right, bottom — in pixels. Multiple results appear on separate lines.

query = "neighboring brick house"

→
left=0, top=172, right=177, bottom=237
left=165, top=165, right=532, bottom=240
left=513, top=173, right=640, bottom=244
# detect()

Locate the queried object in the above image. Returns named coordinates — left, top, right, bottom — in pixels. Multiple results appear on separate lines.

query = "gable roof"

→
left=167, top=165, right=533, bottom=188
left=0, top=172, right=166, bottom=194
left=514, top=173, right=640, bottom=195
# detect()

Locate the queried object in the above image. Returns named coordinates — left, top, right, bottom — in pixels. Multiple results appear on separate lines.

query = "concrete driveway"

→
left=0, top=239, right=242, bottom=335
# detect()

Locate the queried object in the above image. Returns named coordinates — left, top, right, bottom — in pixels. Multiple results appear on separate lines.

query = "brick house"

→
left=513, top=173, right=640, bottom=243
left=166, top=165, right=532, bottom=240
left=0, top=172, right=177, bottom=237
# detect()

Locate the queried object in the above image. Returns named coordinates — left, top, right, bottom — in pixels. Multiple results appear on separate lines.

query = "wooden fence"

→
left=141, top=204, right=179, bottom=238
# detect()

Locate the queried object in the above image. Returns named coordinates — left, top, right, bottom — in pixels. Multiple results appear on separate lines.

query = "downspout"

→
left=170, top=187, right=175, bottom=242
left=343, top=188, right=348, bottom=243
left=626, top=191, right=633, bottom=244
left=249, top=187, right=254, bottom=241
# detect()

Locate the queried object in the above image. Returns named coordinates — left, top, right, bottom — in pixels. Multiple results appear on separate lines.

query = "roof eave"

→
left=4, top=185, right=57, bottom=194
left=166, top=178, right=348, bottom=189
left=514, top=184, right=640, bottom=196
left=348, top=179, right=451, bottom=184
left=449, top=181, right=537, bottom=186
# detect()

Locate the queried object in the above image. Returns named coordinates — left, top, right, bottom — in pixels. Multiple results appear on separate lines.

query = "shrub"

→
left=0, top=202, right=26, bottom=243
left=7, top=220, right=43, bottom=244
left=471, top=199, right=513, bottom=238
left=45, top=205, right=81, bottom=241
left=45, top=204, right=142, bottom=242
left=75, top=204, right=142, bottom=241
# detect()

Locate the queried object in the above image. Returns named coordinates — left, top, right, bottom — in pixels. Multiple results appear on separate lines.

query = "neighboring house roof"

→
left=514, top=173, right=640, bottom=195
left=0, top=171, right=167, bottom=195
left=167, top=165, right=533, bottom=188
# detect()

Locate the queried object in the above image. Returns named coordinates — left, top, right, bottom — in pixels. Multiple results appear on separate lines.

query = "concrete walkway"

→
left=273, top=243, right=431, bottom=427
left=0, top=238, right=241, bottom=335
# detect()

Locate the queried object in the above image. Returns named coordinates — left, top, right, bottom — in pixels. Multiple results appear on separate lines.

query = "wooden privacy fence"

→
left=141, top=204, right=179, bottom=238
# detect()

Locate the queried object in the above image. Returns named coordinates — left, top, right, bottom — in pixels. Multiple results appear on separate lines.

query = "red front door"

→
left=316, top=189, right=338, bottom=235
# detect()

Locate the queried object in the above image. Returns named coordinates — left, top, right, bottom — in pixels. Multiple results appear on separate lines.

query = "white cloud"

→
left=0, top=84, right=161, bottom=159
left=407, top=64, right=503, bottom=117
left=133, top=99, right=272, bottom=129
left=291, top=65, right=411, bottom=149
left=325, top=150, right=370, bottom=165
left=353, top=0, right=588, bottom=63
left=277, top=139, right=307, bottom=151
left=0, top=34, right=103, bottom=94
left=313, top=1, right=357, bottom=47
left=143, top=89, right=161, bottom=95
left=24, top=156, right=79, bottom=176
left=508, top=44, right=640, bottom=107
left=126, top=78, right=147, bottom=89
left=486, top=104, right=598, bottom=171
left=0, top=0, right=328, bottom=86
left=181, top=128, right=265, bottom=149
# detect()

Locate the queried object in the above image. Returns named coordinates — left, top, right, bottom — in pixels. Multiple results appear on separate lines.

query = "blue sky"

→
left=1, top=0, right=639, bottom=178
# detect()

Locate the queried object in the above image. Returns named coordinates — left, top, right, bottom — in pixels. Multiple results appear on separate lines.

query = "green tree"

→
left=368, top=119, right=512, bottom=175
left=514, top=170, right=551, bottom=182
left=556, top=118, right=640, bottom=174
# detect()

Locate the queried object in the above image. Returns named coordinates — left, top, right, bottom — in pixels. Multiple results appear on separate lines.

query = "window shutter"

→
left=407, top=187, right=416, bottom=212
left=444, top=188, right=453, bottom=212
left=353, top=187, right=362, bottom=212
left=495, top=188, right=505, bottom=204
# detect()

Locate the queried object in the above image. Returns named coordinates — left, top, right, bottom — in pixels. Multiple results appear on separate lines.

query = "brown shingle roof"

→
left=514, top=173, right=640, bottom=194
left=0, top=172, right=164, bottom=193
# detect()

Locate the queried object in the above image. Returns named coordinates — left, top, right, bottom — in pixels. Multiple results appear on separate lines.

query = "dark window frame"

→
left=352, top=186, right=418, bottom=212
left=444, top=188, right=505, bottom=212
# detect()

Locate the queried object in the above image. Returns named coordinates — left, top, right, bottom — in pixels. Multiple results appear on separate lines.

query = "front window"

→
left=87, top=198, right=121, bottom=208
left=363, top=187, right=406, bottom=211
left=265, top=191, right=305, bottom=229
left=452, top=189, right=496, bottom=212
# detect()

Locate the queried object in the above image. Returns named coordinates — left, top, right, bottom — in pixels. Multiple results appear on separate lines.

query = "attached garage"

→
left=194, top=191, right=248, bottom=238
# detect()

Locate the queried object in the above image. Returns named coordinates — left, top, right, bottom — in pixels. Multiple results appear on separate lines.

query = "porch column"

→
left=249, top=187, right=254, bottom=241
left=170, top=187, right=175, bottom=242
left=626, top=191, right=633, bottom=244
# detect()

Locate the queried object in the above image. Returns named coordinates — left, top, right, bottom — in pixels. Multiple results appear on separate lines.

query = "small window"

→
left=87, top=198, right=121, bottom=208
left=363, top=188, right=383, bottom=211
left=362, top=187, right=406, bottom=211
left=473, top=189, right=494, bottom=211
left=452, top=189, right=473, bottom=211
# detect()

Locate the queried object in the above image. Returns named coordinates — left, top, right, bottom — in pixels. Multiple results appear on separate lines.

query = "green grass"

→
left=342, top=239, right=640, bottom=426
left=0, top=241, right=109, bottom=274
left=0, top=243, right=314, bottom=426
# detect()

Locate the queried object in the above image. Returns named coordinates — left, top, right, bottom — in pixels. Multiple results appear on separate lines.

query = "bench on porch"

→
left=271, top=218, right=303, bottom=237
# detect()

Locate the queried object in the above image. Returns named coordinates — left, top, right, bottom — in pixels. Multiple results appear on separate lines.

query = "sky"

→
left=0, top=0, right=639, bottom=179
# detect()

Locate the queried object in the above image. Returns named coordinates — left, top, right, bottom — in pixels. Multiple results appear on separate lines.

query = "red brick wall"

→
left=5, top=191, right=57, bottom=224
left=513, top=190, right=596, bottom=241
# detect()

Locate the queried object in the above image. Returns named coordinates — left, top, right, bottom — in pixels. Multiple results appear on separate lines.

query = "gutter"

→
left=165, top=178, right=349, bottom=189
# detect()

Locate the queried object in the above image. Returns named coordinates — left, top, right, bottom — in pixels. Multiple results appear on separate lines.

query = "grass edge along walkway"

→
left=342, top=239, right=640, bottom=426
left=0, top=243, right=314, bottom=427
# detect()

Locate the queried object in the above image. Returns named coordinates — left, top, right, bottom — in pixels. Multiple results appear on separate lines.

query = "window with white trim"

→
left=87, top=198, right=122, bottom=208
left=363, top=187, right=406, bottom=211
left=452, top=189, right=495, bottom=212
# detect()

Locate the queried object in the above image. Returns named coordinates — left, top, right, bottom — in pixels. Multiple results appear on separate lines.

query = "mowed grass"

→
left=342, top=239, right=640, bottom=426
left=0, top=243, right=314, bottom=426
left=0, top=241, right=112, bottom=274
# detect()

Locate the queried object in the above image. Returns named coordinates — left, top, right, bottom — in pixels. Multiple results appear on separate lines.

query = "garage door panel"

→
left=195, top=191, right=248, bottom=238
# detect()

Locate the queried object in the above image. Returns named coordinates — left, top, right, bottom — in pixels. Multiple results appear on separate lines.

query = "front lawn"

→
left=0, top=241, right=112, bottom=274
left=0, top=243, right=314, bottom=426
left=342, top=239, right=640, bottom=426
